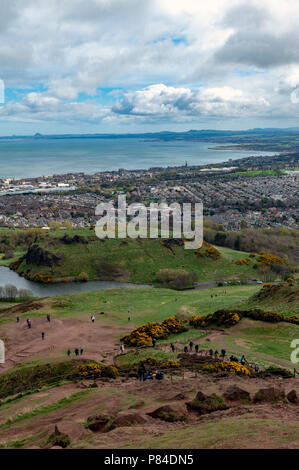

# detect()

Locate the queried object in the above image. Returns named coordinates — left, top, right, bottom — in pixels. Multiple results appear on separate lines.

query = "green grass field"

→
left=11, top=232, right=259, bottom=284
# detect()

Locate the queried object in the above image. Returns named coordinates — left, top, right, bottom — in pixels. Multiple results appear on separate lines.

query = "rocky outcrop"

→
left=254, top=387, right=285, bottom=403
left=25, top=244, right=63, bottom=267
left=186, top=391, right=229, bottom=415
left=223, top=385, right=251, bottom=402
left=148, top=405, right=187, bottom=422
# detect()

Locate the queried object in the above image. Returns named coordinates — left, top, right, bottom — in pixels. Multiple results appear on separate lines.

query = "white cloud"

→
left=1, top=0, right=299, bottom=131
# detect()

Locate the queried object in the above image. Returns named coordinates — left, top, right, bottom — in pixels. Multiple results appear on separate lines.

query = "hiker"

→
left=184, top=346, right=188, bottom=353
left=16, top=316, right=20, bottom=323
left=120, top=344, right=125, bottom=354
left=67, top=349, right=71, bottom=357
left=155, top=370, right=164, bottom=381
left=230, top=355, right=238, bottom=362
left=195, top=344, right=199, bottom=353
left=26, top=319, right=29, bottom=328
left=211, top=294, right=213, bottom=299
left=189, top=341, right=194, bottom=352
left=209, top=348, right=213, bottom=357
left=128, top=316, right=131, bottom=322
left=91, top=315, right=95, bottom=323
left=221, top=349, right=226, bottom=359
left=137, top=362, right=146, bottom=382
left=254, top=364, right=259, bottom=373
left=47, top=314, right=51, bottom=322
left=240, top=355, right=246, bottom=365
left=80, top=348, right=83, bottom=355
left=75, top=348, right=79, bottom=356
left=214, top=350, right=219, bottom=358
left=41, top=332, right=45, bottom=340
left=152, top=338, right=156, bottom=347
left=170, top=343, right=175, bottom=353
left=28, top=319, right=31, bottom=329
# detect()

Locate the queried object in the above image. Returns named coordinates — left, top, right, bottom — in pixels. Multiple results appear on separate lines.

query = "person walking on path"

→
left=152, top=338, right=156, bottom=347
left=47, top=314, right=51, bottom=322
left=240, top=355, right=246, bottom=365
left=137, top=362, right=146, bottom=382
left=195, top=344, right=199, bottom=353
left=91, top=315, right=95, bottom=323
left=189, top=341, right=194, bottom=352
left=41, top=332, right=45, bottom=340
left=75, top=348, right=79, bottom=356
left=80, top=348, right=83, bottom=355
left=16, top=316, right=19, bottom=323
left=170, top=343, right=175, bottom=353
left=184, top=346, right=188, bottom=353
left=221, top=349, right=226, bottom=360
left=120, top=344, right=125, bottom=354
left=28, top=319, right=31, bottom=329
left=67, top=349, right=71, bottom=357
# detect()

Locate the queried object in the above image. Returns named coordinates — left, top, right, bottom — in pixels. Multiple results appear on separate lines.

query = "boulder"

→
left=254, top=387, right=285, bottom=403
left=287, top=389, right=298, bottom=404
left=87, top=413, right=115, bottom=433
left=223, top=385, right=251, bottom=402
left=147, top=405, right=187, bottom=422
left=186, top=393, right=229, bottom=415
left=25, top=244, right=63, bottom=267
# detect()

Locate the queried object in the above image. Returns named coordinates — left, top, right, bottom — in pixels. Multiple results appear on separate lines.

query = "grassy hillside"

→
left=10, top=230, right=260, bottom=283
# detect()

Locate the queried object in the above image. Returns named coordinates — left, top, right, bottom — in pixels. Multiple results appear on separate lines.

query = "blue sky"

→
left=1, top=0, right=299, bottom=135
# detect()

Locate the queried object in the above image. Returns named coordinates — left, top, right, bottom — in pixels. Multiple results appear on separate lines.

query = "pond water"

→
left=0, top=266, right=152, bottom=297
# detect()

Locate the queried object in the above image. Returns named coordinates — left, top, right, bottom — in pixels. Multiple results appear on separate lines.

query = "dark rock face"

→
left=25, top=244, right=63, bottom=267
left=87, top=414, right=115, bottom=433
left=254, top=387, right=285, bottom=403
left=147, top=405, right=187, bottom=422
left=287, top=389, right=298, bottom=404
left=223, top=385, right=251, bottom=402
left=186, top=392, right=229, bottom=415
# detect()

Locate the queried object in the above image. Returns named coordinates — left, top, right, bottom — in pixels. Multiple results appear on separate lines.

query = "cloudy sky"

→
left=1, top=0, right=299, bottom=135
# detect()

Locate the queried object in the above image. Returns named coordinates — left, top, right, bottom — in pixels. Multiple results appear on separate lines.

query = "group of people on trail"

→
left=137, top=362, right=164, bottom=382
left=183, top=341, right=200, bottom=353
left=16, top=315, right=51, bottom=340
left=68, top=348, right=84, bottom=357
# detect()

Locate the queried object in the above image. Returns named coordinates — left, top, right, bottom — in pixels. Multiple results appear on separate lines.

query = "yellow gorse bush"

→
left=256, top=253, right=286, bottom=266
left=194, top=241, right=222, bottom=260
left=202, top=361, right=251, bottom=376
left=160, top=360, right=180, bottom=368
left=121, top=316, right=187, bottom=347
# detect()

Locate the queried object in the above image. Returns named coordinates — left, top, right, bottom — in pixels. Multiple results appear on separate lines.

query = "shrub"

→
left=202, top=361, right=251, bottom=376
left=189, top=310, right=240, bottom=328
left=121, top=317, right=187, bottom=347
left=76, top=363, right=102, bottom=379
left=78, top=271, right=89, bottom=282
left=194, top=241, right=221, bottom=260
left=256, top=253, right=286, bottom=267
left=160, top=360, right=180, bottom=369
left=101, top=365, right=119, bottom=379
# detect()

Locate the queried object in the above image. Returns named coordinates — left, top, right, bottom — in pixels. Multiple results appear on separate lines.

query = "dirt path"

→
left=0, top=317, right=129, bottom=371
